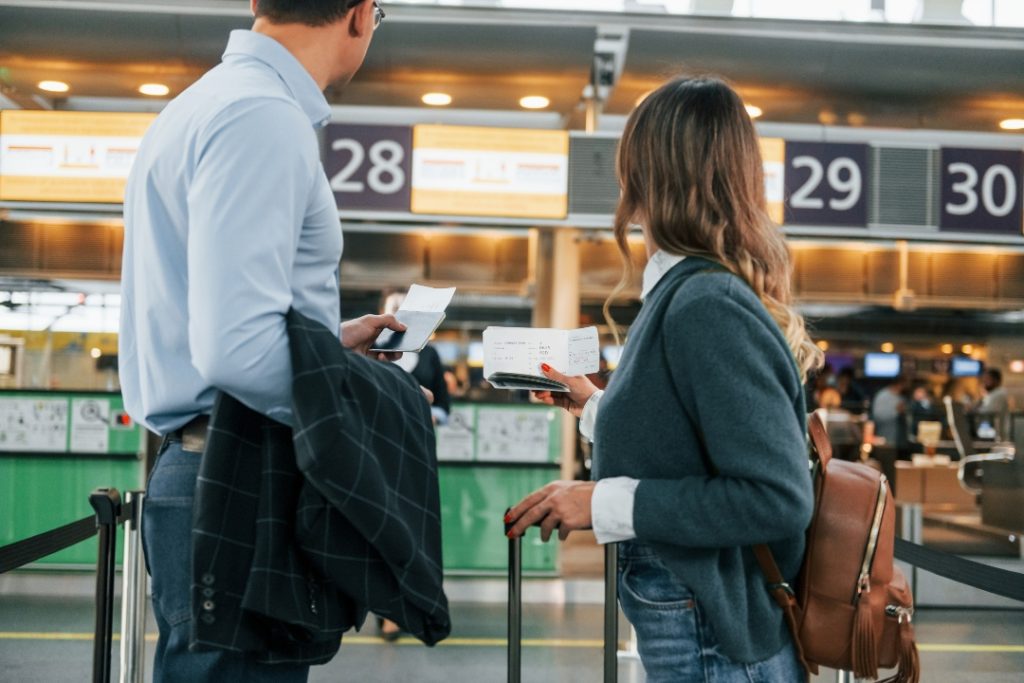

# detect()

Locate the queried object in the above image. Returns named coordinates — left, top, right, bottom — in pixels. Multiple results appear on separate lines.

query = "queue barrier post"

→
left=119, top=491, right=147, bottom=683
left=89, top=487, right=122, bottom=683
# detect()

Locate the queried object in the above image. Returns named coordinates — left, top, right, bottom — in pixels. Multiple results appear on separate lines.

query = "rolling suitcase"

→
left=505, top=516, right=620, bottom=683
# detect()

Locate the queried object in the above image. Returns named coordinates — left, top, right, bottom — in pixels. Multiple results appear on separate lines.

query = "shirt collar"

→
left=223, top=30, right=332, bottom=128
left=641, top=250, right=687, bottom=300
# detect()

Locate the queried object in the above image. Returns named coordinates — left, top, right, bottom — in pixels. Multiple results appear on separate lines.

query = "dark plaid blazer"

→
left=190, top=309, right=450, bottom=664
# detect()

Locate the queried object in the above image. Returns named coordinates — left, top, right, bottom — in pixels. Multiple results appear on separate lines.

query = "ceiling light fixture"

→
left=940, top=343, right=953, bottom=354
left=139, top=83, right=170, bottom=97
left=745, top=104, right=763, bottom=119
left=999, top=118, right=1024, bottom=131
left=816, top=340, right=829, bottom=351
left=519, top=95, right=550, bottom=110
left=421, top=92, right=452, bottom=106
left=880, top=342, right=895, bottom=353
left=38, top=80, right=70, bottom=93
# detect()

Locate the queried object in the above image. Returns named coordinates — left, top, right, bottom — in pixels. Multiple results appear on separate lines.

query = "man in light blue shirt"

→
left=119, top=2, right=393, bottom=680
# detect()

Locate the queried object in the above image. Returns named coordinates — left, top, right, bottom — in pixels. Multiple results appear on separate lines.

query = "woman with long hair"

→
left=505, top=76, right=821, bottom=681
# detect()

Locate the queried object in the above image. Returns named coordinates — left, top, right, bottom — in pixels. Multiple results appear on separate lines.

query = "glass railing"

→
left=389, top=0, right=1024, bottom=28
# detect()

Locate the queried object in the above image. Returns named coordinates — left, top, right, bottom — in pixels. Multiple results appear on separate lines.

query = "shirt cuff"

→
left=591, top=476, right=640, bottom=545
left=578, top=390, right=604, bottom=442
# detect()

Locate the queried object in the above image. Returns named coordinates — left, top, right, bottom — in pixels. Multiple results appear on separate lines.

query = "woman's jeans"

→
left=617, top=542, right=804, bottom=683
left=143, top=439, right=310, bottom=683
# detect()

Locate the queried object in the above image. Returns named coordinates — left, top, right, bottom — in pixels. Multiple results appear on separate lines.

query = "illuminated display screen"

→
left=759, top=137, right=785, bottom=224
left=0, top=110, right=156, bottom=203
left=411, top=124, right=569, bottom=219
left=864, top=353, right=901, bottom=378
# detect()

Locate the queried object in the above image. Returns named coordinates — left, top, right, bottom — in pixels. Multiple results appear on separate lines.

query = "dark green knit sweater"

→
left=593, top=256, right=813, bottom=664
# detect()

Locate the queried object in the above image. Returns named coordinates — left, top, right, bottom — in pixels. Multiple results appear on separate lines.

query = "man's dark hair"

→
left=255, top=0, right=366, bottom=27
left=985, top=368, right=1002, bottom=386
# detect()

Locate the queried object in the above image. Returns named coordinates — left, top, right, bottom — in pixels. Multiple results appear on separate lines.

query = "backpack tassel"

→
left=879, top=617, right=920, bottom=683
left=851, top=594, right=878, bottom=679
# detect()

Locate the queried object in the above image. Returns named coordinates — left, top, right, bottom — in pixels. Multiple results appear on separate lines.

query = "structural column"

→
left=530, top=227, right=582, bottom=483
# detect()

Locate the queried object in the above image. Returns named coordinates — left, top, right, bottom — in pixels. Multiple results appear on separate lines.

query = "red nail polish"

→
left=541, top=363, right=551, bottom=372
left=503, top=513, right=512, bottom=524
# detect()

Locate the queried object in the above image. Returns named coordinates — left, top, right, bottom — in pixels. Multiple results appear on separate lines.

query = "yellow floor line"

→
left=1, top=632, right=1022, bottom=653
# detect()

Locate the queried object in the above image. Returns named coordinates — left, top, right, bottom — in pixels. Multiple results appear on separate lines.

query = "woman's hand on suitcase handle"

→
left=505, top=480, right=596, bottom=542
left=531, top=364, right=599, bottom=418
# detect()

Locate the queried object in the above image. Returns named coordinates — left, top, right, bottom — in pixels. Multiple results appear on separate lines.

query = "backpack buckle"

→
left=767, top=581, right=795, bottom=597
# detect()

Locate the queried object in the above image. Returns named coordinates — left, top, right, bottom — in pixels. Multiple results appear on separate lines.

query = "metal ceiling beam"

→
left=1, top=0, right=1022, bottom=51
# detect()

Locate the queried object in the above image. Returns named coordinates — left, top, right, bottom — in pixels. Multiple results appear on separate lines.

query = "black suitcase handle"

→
left=505, top=512, right=618, bottom=683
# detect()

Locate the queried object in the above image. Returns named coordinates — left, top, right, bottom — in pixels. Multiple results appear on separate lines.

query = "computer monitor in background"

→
left=864, top=353, right=901, bottom=378
left=951, top=356, right=982, bottom=377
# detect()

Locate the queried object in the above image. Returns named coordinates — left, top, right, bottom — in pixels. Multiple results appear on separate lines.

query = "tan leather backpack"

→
left=755, top=411, right=921, bottom=682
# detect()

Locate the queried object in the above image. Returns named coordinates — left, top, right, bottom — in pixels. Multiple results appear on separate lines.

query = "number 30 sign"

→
left=940, top=148, right=1023, bottom=236
left=323, top=124, right=412, bottom=212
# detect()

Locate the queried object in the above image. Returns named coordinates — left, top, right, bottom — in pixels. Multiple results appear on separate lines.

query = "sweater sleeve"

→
left=632, top=282, right=814, bottom=548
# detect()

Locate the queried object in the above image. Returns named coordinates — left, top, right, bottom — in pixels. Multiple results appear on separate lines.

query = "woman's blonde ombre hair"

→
left=604, top=76, right=823, bottom=380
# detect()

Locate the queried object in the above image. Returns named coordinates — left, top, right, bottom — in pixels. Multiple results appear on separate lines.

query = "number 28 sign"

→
left=323, top=124, right=412, bottom=212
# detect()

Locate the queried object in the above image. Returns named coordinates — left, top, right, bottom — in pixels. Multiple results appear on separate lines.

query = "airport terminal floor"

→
left=1, top=591, right=1022, bottom=682
left=2, top=1, right=1024, bottom=681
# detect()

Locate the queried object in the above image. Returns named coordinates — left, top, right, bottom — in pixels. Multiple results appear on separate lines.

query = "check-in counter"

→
left=0, top=390, right=145, bottom=567
left=436, top=402, right=561, bottom=574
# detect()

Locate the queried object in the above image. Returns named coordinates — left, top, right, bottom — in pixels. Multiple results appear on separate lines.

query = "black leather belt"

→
left=167, top=415, right=210, bottom=453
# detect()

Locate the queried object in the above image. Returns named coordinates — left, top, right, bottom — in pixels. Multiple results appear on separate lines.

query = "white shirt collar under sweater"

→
left=641, top=250, right=687, bottom=301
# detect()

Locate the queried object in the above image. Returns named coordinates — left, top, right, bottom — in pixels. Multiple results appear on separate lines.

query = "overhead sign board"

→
left=784, top=142, right=869, bottom=227
left=0, top=111, right=155, bottom=203
left=759, top=137, right=786, bottom=224
left=411, top=125, right=569, bottom=219
left=325, top=123, right=412, bottom=212
left=940, top=147, right=1023, bottom=236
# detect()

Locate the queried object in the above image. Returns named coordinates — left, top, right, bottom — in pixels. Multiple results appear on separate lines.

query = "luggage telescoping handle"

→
left=505, top=509, right=522, bottom=683
left=604, top=542, right=618, bottom=683
left=505, top=510, right=619, bottom=683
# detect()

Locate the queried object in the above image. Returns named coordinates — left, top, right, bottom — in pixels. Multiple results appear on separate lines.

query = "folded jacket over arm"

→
left=190, top=308, right=450, bottom=665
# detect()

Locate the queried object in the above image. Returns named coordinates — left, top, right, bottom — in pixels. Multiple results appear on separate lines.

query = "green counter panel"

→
left=0, top=455, right=144, bottom=566
left=438, top=465, right=558, bottom=573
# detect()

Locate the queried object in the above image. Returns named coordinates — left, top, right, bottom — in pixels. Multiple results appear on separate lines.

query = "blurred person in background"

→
left=506, top=77, right=819, bottom=682
left=836, top=366, right=867, bottom=413
left=871, top=376, right=907, bottom=451
left=974, top=367, right=1010, bottom=439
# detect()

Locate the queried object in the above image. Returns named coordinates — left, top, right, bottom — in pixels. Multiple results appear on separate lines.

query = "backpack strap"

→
left=808, top=410, right=832, bottom=468
left=753, top=544, right=813, bottom=676
left=751, top=411, right=829, bottom=678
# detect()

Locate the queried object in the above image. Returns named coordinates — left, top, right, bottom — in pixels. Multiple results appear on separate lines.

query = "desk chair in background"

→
left=945, top=396, right=1016, bottom=495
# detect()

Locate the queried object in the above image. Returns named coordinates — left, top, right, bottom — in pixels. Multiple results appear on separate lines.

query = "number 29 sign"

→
left=323, top=124, right=412, bottom=212
left=784, top=142, right=869, bottom=227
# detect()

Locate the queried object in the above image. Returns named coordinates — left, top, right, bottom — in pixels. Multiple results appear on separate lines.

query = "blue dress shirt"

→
left=119, top=30, right=342, bottom=433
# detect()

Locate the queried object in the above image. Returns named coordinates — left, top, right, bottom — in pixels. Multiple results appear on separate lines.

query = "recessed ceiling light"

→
left=880, top=342, right=895, bottom=353
left=519, top=95, right=550, bottom=110
left=38, top=80, right=70, bottom=93
left=999, top=118, right=1024, bottom=131
left=421, top=92, right=452, bottom=107
left=745, top=104, right=763, bottom=119
left=138, top=83, right=170, bottom=97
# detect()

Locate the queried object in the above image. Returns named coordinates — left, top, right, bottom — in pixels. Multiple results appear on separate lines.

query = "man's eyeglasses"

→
left=373, top=1, right=385, bottom=30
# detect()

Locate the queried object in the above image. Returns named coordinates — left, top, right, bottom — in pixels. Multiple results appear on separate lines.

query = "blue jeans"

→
left=143, top=440, right=310, bottom=683
left=617, top=542, right=804, bottom=683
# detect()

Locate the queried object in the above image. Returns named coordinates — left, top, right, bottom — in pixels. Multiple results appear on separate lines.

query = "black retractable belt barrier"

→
left=505, top=515, right=619, bottom=683
left=90, top=487, right=122, bottom=683
left=0, top=516, right=96, bottom=574
left=895, top=538, right=1024, bottom=603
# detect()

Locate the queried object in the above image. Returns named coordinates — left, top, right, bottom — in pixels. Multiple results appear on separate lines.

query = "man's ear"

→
left=250, top=0, right=259, bottom=17
left=348, top=0, right=371, bottom=38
